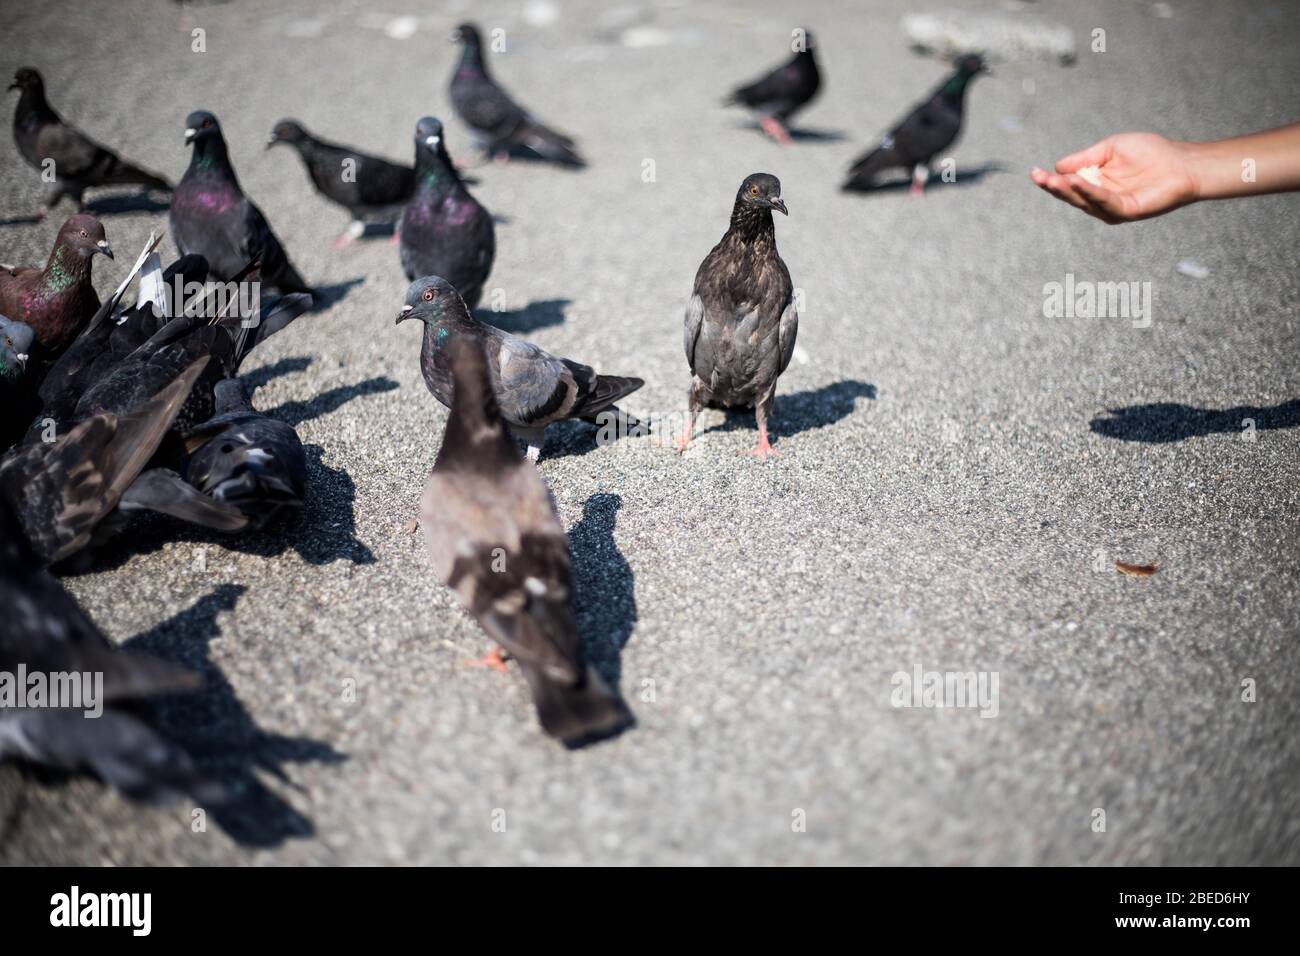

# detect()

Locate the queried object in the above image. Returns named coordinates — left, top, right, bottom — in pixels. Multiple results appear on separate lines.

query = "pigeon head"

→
left=184, top=110, right=223, bottom=147
left=414, top=116, right=446, bottom=152
left=954, top=53, right=989, bottom=77
left=56, top=213, right=113, bottom=260
left=453, top=23, right=483, bottom=47
left=736, top=173, right=788, bottom=216
left=0, top=316, right=35, bottom=375
left=267, top=119, right=308, bottom=149
left=396, top=276, right=467, bottom=326
left=8, top=67, right=43, bottom=94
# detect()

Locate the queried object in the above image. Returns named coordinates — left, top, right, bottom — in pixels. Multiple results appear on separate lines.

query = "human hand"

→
left=1030, top=133, right=1201, bottom=224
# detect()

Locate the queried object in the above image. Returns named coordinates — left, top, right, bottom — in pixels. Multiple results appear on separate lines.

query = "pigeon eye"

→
left=79, top=230, right=87, bottom=237
left=750, top=186, right=759, bottom=196
left=422, top=289, right=434, bottom=301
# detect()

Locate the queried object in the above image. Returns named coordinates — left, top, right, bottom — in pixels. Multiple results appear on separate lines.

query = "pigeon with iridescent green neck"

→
left=843, top=53, right=988, bottom=195
left=0, top=213, right=111, bottom=359
left=398, top=117, right=494, bottom=309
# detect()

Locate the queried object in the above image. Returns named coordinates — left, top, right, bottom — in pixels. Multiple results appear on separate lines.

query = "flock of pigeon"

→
left=0, top=25, right=989, bottom=798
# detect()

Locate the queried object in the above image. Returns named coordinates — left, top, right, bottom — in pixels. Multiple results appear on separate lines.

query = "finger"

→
left=1054, top=139, right=1114, bottom=175
left=1068, top=175, right=1128, bottom=220
left=1038, top=175, right=1117, bottom=223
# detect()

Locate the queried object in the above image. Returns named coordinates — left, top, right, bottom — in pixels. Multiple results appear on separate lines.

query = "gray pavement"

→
left=1, top=0, right=1298, bottom=865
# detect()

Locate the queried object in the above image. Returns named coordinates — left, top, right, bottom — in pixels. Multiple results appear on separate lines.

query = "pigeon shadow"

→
left=125, top=583, right=346, bottom=848
left=0, top=212, right=47, bottom=227
left=844, top=161, right=1008, bottom=194
left=475, top=298, right=569, bottom=335
left=569, top=493, right=637, bottom=694
left=83, top=193, right=172, bottom=216
left=308, top=276, right=366, bottom=309
left=240, top=355, right=314, bottom=391
left=700, top=379, right=877, bottom=441
left=737, top=121, right=846, bottom=143
left=1090, top=398, right=1300, bottom=443
left=261, top=375, right=399, bottom=428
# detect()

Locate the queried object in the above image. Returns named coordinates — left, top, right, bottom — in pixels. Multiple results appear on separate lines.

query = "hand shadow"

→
left=125, top=583, right=347, bottom=848
left=475, top=298, right=569, bottom=335
left=1090, top=398, right=1300, bottom=443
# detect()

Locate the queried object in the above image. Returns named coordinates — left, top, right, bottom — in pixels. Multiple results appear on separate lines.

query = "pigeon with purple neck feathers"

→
left=267, top=118, right=414, bottom=247
left=9, top=67, right=172, bottom=217
left=843, top=53, right=988, bottom=195
left=398, top=117, right=495, bottom=309
left=397, top=276, right=643, bottom=461
left=0, top=213, right=112, bottom=360
left=171, top=111, right=312, bottom=294
left=419, top=336, right=633, bottom=747
left=679, top=173, right=797, bottom=462
left=725, top=29, right=822, bottom=145
left=449, top=23, right=585, bottom=168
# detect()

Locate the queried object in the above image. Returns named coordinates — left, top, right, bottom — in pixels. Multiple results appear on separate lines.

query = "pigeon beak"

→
left=15, top=354, right=28, bottom=369
left=769, top=197, right=788, bottom=216
left=184, top=128, right=197, bottom=145
left=425, top=135, right=441, bottom=148
left=395, top=304, right=415, bottom=324
left=96, top=240, right=114, bottom=260
left=6, top=82, right=18, bottom=92
left=265, top=134, right=278, bottom=149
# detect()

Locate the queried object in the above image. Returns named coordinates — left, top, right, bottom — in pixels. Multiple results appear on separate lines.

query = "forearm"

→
left=1186, top=122, right=1300, bottom=201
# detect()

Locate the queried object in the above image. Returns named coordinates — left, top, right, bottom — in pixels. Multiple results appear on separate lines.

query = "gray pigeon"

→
left=9, top=67, right=172, bottom=216
left=122, top=377, right=306, bottom=532
left=0, top=493, right=215, bottom=804
left=398, top=117, right=495, bottom=309
left=725, top=29, right=822, bottom=144
left=419, top=336, right=632, bottom=747
left=170, top=110, right=312, bottom=294
left=1, top=315, right=35, bottom=450
left=449, top=23, right=585, bottom=167
left=843, top=53, right=988, bottom=194
left=396, top=276, right=642, bottom=460
left=680, top=173, right=797, bottom=461
left=267, top=118, right=414, bottom=247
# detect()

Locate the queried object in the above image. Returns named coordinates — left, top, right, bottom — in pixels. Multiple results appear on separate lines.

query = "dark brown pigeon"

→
left=843, top=53, right=988, bottom=195
left=0, top=213, right=112, bottom=359
left=9, top=67, right=172, bottom=216
left=725, top=29, right=822, bottom=145
left=396, top=276, right=642, bottom=461
left=398, top=117, right=494, bottom=309
left=170, top=110, right=311, bottom=294
left=680, top=173, right=797, bottom=461
left=267, top=118, right=414, bottom=247
left=0, top=357, right=208, bottom=566
left=419, top=336, right=632, bottom=747
left=449, top=23, right=585, bottom=167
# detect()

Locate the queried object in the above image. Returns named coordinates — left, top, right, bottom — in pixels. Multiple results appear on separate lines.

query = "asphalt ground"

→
left=0, top=0, right=1297, bottom=864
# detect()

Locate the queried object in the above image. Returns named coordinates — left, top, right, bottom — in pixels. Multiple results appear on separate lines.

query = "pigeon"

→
left=398, top=117, right=495, bottom=309
left=8, top=67, right=172, bottom=217
left=0, top=213, right=112, bottom=359
left=725, top=29, right=822, bottom=145
left=449, top=23, right=585, bottom=167
left=842, top=53, right=988, bottom=195
left=419, top=336, right=633, bottom=747
left=122, top=377, right=305, bottom=532
left=0, top=358, right=208, bottom=566
left=267, top=119, right=414, bottom=247
left=397, top=276, right=643, bottom=461
left=0, top=315, right=36, bottom=450
left=680, top=173, right=797, bottom=461
left=0, top=494, right=216, bottom=804
left=170, top=110, right=312, bottom=294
